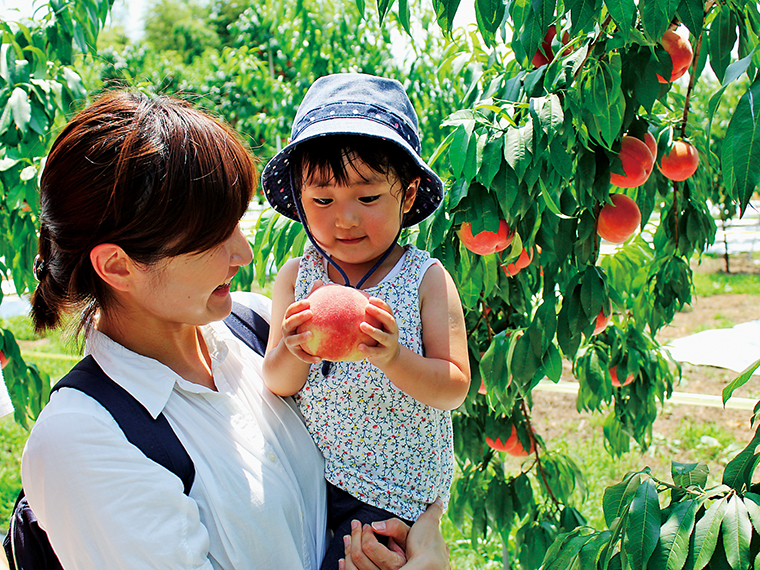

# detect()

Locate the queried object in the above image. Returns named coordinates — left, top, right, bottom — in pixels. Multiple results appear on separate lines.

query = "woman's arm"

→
left=261, top=258, right=319, bottom=397
left=360, top=263, right=470, bottom=410
left=340, top=499, right=450, bottom=570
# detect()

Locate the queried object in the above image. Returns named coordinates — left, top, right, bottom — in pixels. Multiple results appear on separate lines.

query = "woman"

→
left=21, top=90, right=447, bottom=570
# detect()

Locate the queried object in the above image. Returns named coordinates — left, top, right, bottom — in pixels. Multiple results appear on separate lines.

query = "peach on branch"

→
left=593, top=302, right=612, bottom=336
left=0, top=350, right=8, bottom=369
left=501, top=247, right=534, bottom=277
left=458, top=220, right=514, bottom=255
left=657, top=26, right=693, bottom=83
left=610, top=136, right=655, bottom=188
left=296, top=284, right=380, bottom=362
left=597, top=194, right=641, bottom=244
left=532, top=25, right=571, bottom=67
left=658, top=140, right=699, bottom=181
left=486, top=425, right=535, bottom=456
left=610, top=365, right=634, bottom=387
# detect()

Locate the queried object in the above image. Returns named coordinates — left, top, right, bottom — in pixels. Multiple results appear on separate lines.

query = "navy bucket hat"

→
left=261, top=73, right=444, bottom=228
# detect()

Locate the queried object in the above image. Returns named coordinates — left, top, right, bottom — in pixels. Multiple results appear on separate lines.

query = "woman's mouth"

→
left=213, top=281, right=231, bottom=295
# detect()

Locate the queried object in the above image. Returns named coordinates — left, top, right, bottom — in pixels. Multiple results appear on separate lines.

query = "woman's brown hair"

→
left=31, top=90, right=257, bottom=334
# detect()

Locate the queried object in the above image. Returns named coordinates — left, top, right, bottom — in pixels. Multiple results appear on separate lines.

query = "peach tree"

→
left=0, top=0, right=115, bottom=427
left=249, top=0, right=760, bottom=567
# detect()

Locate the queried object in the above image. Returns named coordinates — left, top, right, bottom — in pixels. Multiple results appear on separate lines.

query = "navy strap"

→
left=223, top=302, right=270, bottom=356
left=52, top=356, right=195, bottom=495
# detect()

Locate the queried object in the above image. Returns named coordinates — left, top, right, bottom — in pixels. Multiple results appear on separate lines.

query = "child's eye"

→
left=359, top=195, right=380, bottom=204
left=313, top=198, right=332, bottom=205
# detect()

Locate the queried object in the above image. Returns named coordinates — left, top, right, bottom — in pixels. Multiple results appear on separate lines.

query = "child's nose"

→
left=335, top=204, right=360, bottom=229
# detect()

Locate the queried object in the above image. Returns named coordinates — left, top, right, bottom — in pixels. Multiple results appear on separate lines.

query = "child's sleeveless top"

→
left=294, top=244, right=454, bottom=521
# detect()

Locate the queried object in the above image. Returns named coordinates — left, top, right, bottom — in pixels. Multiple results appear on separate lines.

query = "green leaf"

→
left=605, top=0, right=636, bottom=31
left=531, top=94, right=564, bottom=143
left=603, top=473, right=642, bottom=527
left=721, top=495, right=752, bottom=570
left=397, top=0, right=410, bottom=34
left=676, top=0, right=704, bottom=37
left=567, top=0, right=603, bottom=35
left=475, top=0, right=506, bottom=35
left=649, top=500, right=697, bottom=570
left=623, top=478, right=660, bottom=570
left=744, top=493, right=760, bottom=534
left=504, top=121, right=533, bottom=181
left=708, top=5, right=738, bottom=84
left=477, top=136, right=504, bottom=188
left=432, top=0, right=463, bottom=34
left=8, top=87, right=31, bottom=133
left=377, top=0, right=395, bottom=23
left=722, top=77, right=760, bottom=216
left=672, top=461, right=709, bottom=490
left=705, top=52, right=755, bottom=169
left=722, top=422, right=760, bottom=492
left=723, top=357, right=760, bottom=405
left=450, top=121, right=474, bottom=179
left=692, top=497, right=728, bottom=570
left=639, top=0, right=671, bottom=40
left=542, top=343, right=563, bottom=382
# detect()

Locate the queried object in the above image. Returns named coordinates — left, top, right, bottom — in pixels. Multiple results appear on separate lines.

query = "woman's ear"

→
left=402, top=177, right=421, bottom=214
left=90, top=244, right=133, bottom=292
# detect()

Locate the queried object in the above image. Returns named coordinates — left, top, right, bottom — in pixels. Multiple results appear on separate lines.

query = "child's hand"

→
left=281, top=299, right=322, bottom=364
left=359, top=297, right=401, bottom=370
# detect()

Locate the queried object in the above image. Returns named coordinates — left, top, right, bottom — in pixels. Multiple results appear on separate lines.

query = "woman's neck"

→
left=96, top=312, right=216, bottom=390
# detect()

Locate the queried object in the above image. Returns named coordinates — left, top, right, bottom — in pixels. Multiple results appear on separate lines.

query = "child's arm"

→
left=360, top=263, right=470, bottom=410
left=261, top=258, right=321, bottom=397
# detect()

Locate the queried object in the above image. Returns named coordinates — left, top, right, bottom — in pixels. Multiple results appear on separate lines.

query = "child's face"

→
left=300, top=154, right=418, bottom=268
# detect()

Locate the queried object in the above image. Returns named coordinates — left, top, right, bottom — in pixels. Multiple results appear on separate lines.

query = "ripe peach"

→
left=593, top=303, right=612, bottom=335
left=486, top=425, right=535, bottom=456
left=297, top=285, right=380, bottom=361
left=597, top=194, right=641, bottom=243
left=658, top=140, right=699, bottom=181
left=657, top=26, right=693, bottom=83
left=532, top=25, right=571, bottom=67
left=459, top=220, right=514, bottom=255
left=610, top=365, right=634, bottom=387
left=610, top=136, right=654, bottom=188
left=501, top=247, right=534, bottom=277
left=0, top=350, right=8, bottom=369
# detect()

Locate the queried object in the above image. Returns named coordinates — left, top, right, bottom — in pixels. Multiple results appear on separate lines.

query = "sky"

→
left=0, top=0, right=148, bottom=40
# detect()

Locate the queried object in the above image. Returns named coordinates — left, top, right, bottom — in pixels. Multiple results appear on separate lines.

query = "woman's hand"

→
left=359, top=297, right=401, bottom=370
left=340, top=499, right=450, bottom=570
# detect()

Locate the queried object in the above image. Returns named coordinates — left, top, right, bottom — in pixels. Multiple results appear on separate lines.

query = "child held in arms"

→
left=261, top=73, right=470, bottom=570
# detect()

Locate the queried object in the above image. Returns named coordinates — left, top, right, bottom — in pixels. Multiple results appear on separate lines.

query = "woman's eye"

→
left=313, top=198, right=332, bottom=205
left=359, top=195, right=380, bottom=204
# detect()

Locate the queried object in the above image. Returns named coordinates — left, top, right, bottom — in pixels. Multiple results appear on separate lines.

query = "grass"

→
left=692, top=257, right=760, bottom=297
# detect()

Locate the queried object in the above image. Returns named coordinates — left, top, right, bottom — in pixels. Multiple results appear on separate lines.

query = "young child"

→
left=261, top=73, right=470, bottom=570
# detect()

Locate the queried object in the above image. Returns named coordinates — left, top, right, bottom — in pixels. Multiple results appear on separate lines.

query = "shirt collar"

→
left=85, top=326, right=230, bottom=419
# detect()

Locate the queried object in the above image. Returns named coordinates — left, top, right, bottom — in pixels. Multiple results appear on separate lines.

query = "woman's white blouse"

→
left=21, top=294, right=327, bottom=569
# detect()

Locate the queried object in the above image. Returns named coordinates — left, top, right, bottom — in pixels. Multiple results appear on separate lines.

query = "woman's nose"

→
left=230, top=224, right=253, bottom=266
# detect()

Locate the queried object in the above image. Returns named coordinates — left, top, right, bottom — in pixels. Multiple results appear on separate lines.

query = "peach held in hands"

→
left=297, top=284, right=380, bottom=362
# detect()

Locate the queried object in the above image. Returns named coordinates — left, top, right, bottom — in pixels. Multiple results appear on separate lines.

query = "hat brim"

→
left=262, top=116, right=443, bottom=228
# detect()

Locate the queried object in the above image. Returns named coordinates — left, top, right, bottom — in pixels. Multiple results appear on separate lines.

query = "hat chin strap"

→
left=293, top=194, right=401, bottom=290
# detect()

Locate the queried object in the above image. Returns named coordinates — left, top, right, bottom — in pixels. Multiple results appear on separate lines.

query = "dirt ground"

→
left=531, top=254, right=760, bottom=470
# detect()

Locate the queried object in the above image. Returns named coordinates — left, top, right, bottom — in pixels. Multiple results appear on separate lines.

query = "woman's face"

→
left=132, top=224, right=253, bottom=328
